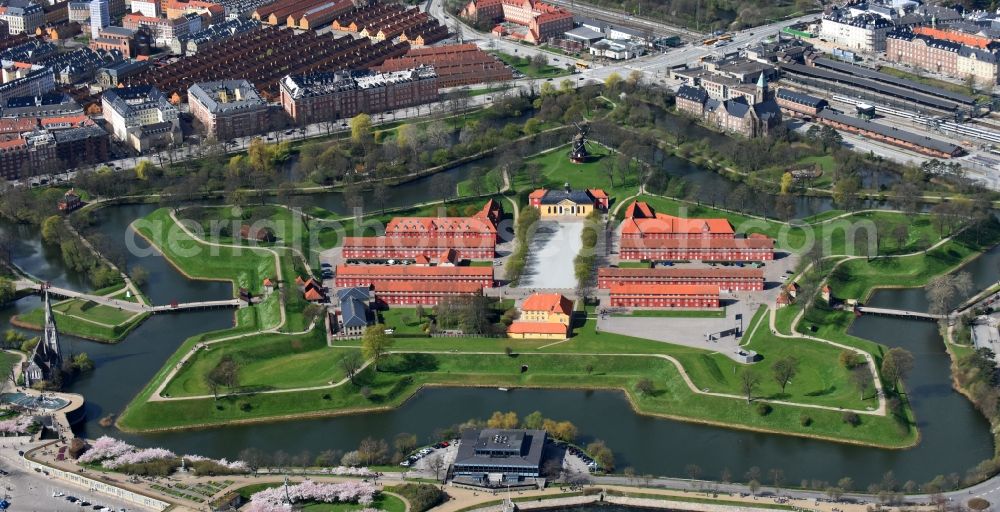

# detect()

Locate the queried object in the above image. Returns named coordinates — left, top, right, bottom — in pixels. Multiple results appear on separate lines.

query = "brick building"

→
left=619, top=236, right=775, bottom=262
left=620, top=200, right=733, bottom=239
left=334, top=264, right=495, bottom=289
left=675, top=80, right=781, bottom=139
left=618, top=200, right=774, bottom=262
left=460, top=0, right=571, bottom=44
left=188, top=79, right=269, bottom=140
left=372, top=281, right=483, bottom=306
left=279, top=66, right=438, bottom=125
left=374, top=44, right=512, bottom=88
left=886, top=28, right=1000, bottom=86
left=597, top=267, right=764, bottom=292
left=608, top=284, right=720, bottom=309
left=775, top=88, right=828, bottom=117
left=343, top=199, right=502, bottom=261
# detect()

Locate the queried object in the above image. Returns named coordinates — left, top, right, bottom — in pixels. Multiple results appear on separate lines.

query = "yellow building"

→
left=507, top=293, right=573, bottom=339
left=529, top=187, right=608, bottom=218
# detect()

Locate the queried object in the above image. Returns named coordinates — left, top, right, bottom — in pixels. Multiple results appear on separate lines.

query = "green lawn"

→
left=162, top=328, right=354, bottom=397
left=121, top=302, right=914, bottom=448
left=490, top=52, right=571, bottom=79
left=0, top=352, right=20, bottom=379
left=828, top=219, right=1000, bottom=301
left=629, top=194, right=945, bottom=256
left=134, top=208, right=281, bottom=332
left=501, top=144, right=641, bottom=208
left=13, top=301, right=148, bottom=343
left=379, top=308, right=429, bottom=335
left=232, top=484, right=404, bottom=512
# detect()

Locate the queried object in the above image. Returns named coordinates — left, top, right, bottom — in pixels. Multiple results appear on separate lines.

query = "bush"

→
left=68, top=438, right=87, bottom=459
left=755, top=403, right=772, bottom=416
left=800, top=414, right=812, bottom=427
left=387, top=484, right=446, bottom=512
left=842, top=412, right=861, bottom=426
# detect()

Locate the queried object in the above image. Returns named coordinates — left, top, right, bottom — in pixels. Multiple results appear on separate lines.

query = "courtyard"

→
left=518, top=220, right=584, bottom=290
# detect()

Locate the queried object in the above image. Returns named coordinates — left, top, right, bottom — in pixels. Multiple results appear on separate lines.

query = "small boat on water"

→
left=497, top=387, right=509, bottom=392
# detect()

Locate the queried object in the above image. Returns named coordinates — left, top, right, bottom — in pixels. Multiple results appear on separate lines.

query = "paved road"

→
left=0, top=439, right=150, bottom=511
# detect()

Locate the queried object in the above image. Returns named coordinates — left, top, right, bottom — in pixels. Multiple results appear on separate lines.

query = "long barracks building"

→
left=372, top=281, right=483, bottom=306
left=341, top=199, right=502, bottom=261
left=598, top=267, right=764, bottom=291
left=334, top=264, right=495, bottom=288
left=608, top=284, right=720, bottom=308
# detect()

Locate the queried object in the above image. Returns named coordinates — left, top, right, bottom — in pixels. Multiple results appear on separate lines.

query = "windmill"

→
left=568, top=121, right=594, bottom=163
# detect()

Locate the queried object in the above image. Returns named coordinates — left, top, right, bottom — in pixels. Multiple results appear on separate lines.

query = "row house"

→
left=188, top=79, right=269, bottom=140
left=279, top=66, right=438, bottom=125
left=819, top=12, right=893, bottom=52
left=608, top=284, right=720, bottom=309
left=342, top=236, right=496, bottom=261
left=886, top=28, right=1000, bottom=86
left=621, top=200, right=734, bottom=240
left=373, top=281, right=483, bottom=307
left=597, top=267, right=764, bottom=292
left=619, top=236, right=775, bottom=262
left=374, top=43, right=511, bottom=88
left=333, top=264, right=495, bottom=289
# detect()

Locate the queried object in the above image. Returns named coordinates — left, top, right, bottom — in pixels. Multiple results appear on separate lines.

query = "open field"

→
left=13, top=288, right=149, bottom=343
left=490, top=52, right=572, bottom=79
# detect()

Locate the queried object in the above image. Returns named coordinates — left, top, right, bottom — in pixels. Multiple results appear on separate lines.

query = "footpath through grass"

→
left=13, top=285, right=149, bottom=343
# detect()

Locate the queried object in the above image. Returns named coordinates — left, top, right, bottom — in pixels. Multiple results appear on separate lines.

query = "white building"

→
left=820, top=12, right=894, bottom=52
left=101, top=86, right=181, bottom=152
left=0, top=61, right=54, bottom=105
left=0, top=0, right=44, bottom=35
left=130, top=0, right=158, bottom=17
left=89, top=0, right=110, bottom=39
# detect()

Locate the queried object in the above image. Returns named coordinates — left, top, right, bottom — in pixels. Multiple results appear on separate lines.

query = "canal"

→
left=0, top=160, right=992, bottom=487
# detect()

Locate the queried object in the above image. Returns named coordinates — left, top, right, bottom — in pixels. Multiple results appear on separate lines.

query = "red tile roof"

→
left=304, top=288, right=325, bottom=301
left=624, top=201, right=656, bottom=219
left=621, top=214, right=734, bottom=237
left=507, top=321, right=568, bottom=335
left=386, top=216, right=496, bottom=235
left=598, top=267, right=764, bottom=279
left=373, top=281, right=483, bottom=293
left=335, top=264, right=492, bottom=278
left=521, top=293, right=572, bottom=316
left=609, top=284, right=720, bottom=296
left=619, top=237, right=773, bottom=249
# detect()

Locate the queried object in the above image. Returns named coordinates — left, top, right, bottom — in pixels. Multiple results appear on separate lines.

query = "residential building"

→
left=173, top=17, right=258, bottom=55
left=57, top=188, right=82, bottom=211
left=507, top=292, right=571, bottom=339
left=607, top=284, right=720, bottom=309
left=88, top=0, right=108, bottom=39
left=374, top=44, right=512, bottom=88
left=886, top=28, right=1000, bottom=86
left=2, top=92, right=81, bottom=118
left=528, top=187, right=608, bottom=217
left=90, top=26, right=138, bottom=56
left=188, top=79, right=269, bottom=140
left=0, top=0, right=44, bottom=35
left=461, top=0, right=571, bottom=44
left=95, top=59, right=149, bottom=88
left=101, top=85, right=180, bottom=151
left=0, top=62, right=54, bottom=105
left=67, top=0, right=88, bottom=24
left=452, top=429, right=546, bottom=482
left=597, top=267, right=764, bottom=292
left=279, top=66, right=438, bottom=125
left=334, top=265, right=494, bottom=289
left=131, top=0, right=158, bottom=16
left=820, top=12, right=894, bottom=52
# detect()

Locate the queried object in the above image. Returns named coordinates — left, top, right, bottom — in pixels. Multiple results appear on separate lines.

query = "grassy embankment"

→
left=12, top=284, right=149, bottom=343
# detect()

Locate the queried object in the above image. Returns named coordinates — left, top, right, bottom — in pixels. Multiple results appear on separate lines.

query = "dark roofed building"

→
left=453, top=428, right=547, bottom=483
left=528, top=186, right=608, bottom=217
left=188, top=79, right=269, bottom=140
left=775, top=88, right=827, bottom=116
left=817, top=109, right=962, bottom=158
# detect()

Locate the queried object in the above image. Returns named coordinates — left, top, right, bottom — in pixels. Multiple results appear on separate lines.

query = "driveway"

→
left=519, top=220, right=584, bottom=289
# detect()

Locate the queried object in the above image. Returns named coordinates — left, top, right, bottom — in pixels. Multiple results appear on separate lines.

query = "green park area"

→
left=490, top=52, right=572, bottom=79
left=232, top=484, right=406, bottom=512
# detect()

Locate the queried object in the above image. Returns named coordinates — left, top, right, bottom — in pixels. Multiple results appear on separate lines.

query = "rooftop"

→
left=188, top=79, right=266, bottom=114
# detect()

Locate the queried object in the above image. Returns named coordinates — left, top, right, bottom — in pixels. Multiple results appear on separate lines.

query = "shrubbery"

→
left=387, top=484, right=446, bottom=512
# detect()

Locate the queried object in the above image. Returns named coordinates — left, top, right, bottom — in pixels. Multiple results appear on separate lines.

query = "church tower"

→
left=756, top=72, right=768, bottom=103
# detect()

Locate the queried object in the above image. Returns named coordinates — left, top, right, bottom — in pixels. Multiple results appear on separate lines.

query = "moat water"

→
left=0, top=161, right=992, bottom=487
